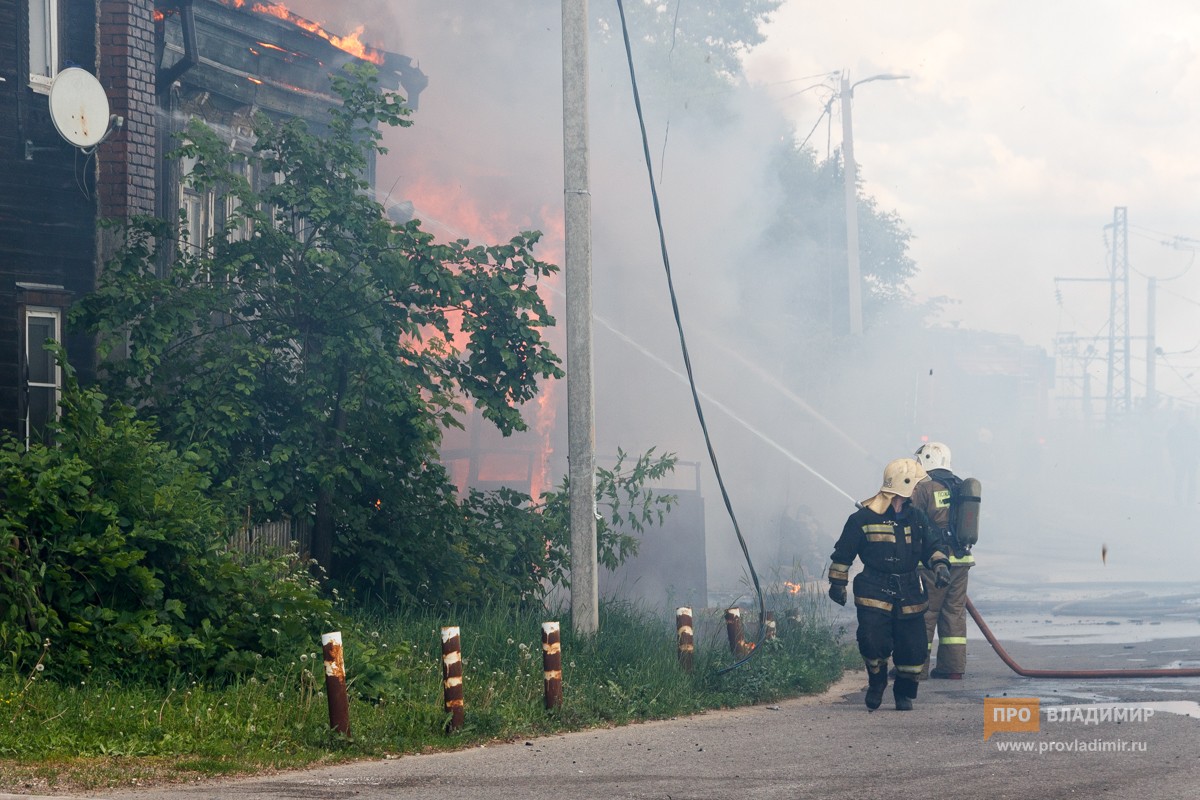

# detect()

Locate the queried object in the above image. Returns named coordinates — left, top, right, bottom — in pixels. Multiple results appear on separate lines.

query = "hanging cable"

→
left=795, top=102, right=831, bottom=152
left=614, top=0, right=765, bottom=672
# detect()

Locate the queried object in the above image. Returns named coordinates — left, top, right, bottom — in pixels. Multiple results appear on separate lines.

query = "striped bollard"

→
left=542, top=621, right=562, bottom=709
left=675, top=607, right=694, bottom=672
left=321, top=631, right=351, bottom=736
left=725, top=607, right=746, bottom=656
left=441, top=626, right=464, bottom=731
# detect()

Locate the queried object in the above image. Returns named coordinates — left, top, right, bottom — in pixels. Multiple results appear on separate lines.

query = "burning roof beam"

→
left=156, top=0, right=427, bottom=116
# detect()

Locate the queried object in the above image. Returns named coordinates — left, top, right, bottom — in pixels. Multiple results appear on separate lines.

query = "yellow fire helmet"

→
left=881, top=457, right=927, bottom=498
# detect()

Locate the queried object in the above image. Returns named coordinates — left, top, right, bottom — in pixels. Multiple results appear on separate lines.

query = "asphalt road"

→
left=14, top=593, right=1198, bottom=800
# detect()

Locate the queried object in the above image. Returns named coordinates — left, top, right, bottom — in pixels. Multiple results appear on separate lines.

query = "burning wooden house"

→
left=0, top=0, right=426, bottom=442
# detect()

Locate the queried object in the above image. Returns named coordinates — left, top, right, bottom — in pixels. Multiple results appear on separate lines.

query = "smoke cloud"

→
left=277, top=0, right=1199, bottom=607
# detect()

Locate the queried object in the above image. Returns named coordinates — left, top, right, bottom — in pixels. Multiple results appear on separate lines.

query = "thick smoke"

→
left=281, top=0, right=1199, bottom=607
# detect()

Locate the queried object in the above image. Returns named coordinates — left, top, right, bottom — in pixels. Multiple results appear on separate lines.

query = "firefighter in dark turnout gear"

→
left=912, top=441, right=974, bottom=679
left=828, top=458, right=950, bottom=711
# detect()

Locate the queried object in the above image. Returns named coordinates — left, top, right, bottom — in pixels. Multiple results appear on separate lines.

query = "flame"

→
left=397, top=176, right=565, bottom=501
left=217, top=0, right=386, bottom=65
left=248, top=2, right=385, bottom=65
left=783, top=581, right=804, bottom=595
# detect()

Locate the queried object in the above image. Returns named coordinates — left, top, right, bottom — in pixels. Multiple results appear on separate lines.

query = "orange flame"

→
left=249, top=2, right=385, bottom=65
left=784, top=581, right=803, bottom=595
left=218, top=0, right=386, bottom=65
left=397, top=176, right=564, bottom=501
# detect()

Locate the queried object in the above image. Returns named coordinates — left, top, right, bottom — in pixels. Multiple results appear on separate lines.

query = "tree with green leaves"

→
left=596, top=0, right=783, bottom=93
left=73, top=65, right=563, bottom=583
left=747, top=138, right=920, bottom=342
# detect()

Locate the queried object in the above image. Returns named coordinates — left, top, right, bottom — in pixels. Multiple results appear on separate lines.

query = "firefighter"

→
left=828, top=458, right=951, bottom=711
left=912, top=441, right=973, bottom=679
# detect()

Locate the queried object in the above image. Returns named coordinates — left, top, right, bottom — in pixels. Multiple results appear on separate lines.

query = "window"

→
left=180, top=148, right=257, bottom=265
left=226, top=162, right=256, bottom=243
left=28, top=0, right=59, bottom=91
left=24, top=308, right=61, bottom=447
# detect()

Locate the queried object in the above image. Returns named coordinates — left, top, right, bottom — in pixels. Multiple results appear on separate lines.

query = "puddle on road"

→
left=969, top=615, right=1200, bottom=645
left=992, top=682, right=1200, bottom=706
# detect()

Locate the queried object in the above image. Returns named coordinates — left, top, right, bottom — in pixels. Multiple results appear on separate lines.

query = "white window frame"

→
left=24, top=306, right=62, bottom=448
left=28, top=0, right=59, bottom=93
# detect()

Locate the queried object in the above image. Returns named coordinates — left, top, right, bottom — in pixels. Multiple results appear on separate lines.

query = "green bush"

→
left=0, top=359, right=335, bottom=682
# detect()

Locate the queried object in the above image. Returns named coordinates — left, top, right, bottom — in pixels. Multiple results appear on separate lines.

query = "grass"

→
left=0, top=588, right=854, bottom=794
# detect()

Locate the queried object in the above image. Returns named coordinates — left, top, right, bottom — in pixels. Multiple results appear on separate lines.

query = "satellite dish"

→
left=48, top=67, right=112, bottom=148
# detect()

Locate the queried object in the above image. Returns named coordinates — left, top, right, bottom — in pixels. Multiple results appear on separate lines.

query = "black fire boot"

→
left=893, top=677, right=917, bottom=711
left=863, top=657, right=889, bottom=711
left=865, top=669, right=888, bottom=711
left=865, top=683, right=885, bottom=710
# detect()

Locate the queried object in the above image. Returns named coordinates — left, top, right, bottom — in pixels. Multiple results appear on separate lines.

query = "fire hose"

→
left=966, top=595, right=1200, bottom=678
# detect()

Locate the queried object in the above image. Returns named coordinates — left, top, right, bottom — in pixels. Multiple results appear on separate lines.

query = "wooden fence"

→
left=227, top=516, right=311, bottom=558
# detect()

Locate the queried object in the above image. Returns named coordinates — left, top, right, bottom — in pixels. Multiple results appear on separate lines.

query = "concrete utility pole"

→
left=839, top=73, right=863, bottom=336
left=561, top=0, right=598, bottom=635
left=838, top=71, right=907, bottom=336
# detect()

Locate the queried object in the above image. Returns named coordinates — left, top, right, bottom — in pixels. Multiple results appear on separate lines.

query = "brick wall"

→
left=98, top=0, right=157, bottom=220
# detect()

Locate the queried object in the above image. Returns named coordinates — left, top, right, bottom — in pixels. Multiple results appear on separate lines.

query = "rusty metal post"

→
left=441, top=626, right=464, bottom=731
left=724, top=607, right=745, bottom=656
left=764, top=611, right=777, bottom=641
left=675, top=607, right=694, bottom=672
left=321, top=631, right=351, bottom=737
left=542, top=621, right=562, bottom=709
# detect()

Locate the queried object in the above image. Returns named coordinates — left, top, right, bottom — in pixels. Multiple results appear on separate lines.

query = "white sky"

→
left=743, top=0, right=1200, bottom=405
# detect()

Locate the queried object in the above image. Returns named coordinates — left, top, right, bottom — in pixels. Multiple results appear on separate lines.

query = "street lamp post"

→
left=839, top=71, right=908, bottom=335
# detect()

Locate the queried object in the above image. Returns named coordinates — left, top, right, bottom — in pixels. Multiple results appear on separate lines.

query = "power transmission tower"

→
left=1052, top=332, right=1097, bottom=423
left=1105, top=206, right=1132, bottom=421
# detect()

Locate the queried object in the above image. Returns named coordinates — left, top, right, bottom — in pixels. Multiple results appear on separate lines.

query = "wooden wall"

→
left=0, top=0, right=99, bottom=435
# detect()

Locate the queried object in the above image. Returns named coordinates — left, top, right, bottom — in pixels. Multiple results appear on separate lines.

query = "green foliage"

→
left=596, top=0, right=784, bottom=103
left=752, top=139, right=920, bottom=337
left=0, top=355, right=336, bottom=682
left=71, top=64, right=564, bottom=579
left=542, top=446, right=680, bottom=574
left=347, top=448, right=680, bottom=608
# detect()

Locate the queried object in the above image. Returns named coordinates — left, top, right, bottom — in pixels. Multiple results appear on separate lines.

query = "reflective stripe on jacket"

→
left=829, top=500, right=948, bottom=618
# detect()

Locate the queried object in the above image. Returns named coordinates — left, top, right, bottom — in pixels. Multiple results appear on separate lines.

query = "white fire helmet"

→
left=915, top=441, right=952, bottom=471
left=881, top=458, right=926, bottom=498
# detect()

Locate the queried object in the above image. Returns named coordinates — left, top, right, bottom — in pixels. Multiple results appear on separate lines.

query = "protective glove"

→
left=827, top=583, right=847, bottom=606
left=933, top=562, right=951, bottom=588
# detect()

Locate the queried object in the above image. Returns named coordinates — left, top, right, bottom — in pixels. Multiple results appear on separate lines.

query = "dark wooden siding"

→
left=0, top=0, right=99, bottom=435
